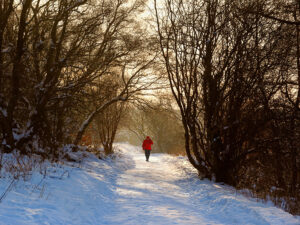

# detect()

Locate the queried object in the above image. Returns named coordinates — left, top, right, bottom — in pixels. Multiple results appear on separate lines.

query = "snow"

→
left=12, top=131, right=24, bottom=142
left=0, top=106, right=7, bottom=117
left=35, top=40, right=44, bottom=48
left=1, top=47, right=11, bottom=53
left=0, top=143, right=299, bottom=225
left=78, top=112, right=95, bottom=133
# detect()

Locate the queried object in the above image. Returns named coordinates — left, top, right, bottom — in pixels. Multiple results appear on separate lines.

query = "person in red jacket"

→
left=142, top=136, right=153, bottom=162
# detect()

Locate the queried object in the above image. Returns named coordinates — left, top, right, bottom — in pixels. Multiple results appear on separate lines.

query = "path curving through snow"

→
left=0, top=143, right=299, bottom=225
left=105, top=144, right=300, bottom=225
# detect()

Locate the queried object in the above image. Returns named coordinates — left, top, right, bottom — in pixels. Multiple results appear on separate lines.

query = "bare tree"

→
left=154, top=0, right=300, bottom=213
left=96, top=100, right=125, bottom=155
left=155, top=0, right=291, bottom=181
left=0, top=0, right=159, bottom=156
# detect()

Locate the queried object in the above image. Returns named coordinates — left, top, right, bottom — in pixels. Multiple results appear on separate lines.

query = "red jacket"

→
left=142, top=137, right=153, bottom=150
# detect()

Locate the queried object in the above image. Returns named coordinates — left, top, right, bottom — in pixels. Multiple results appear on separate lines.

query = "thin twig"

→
left=0, top=179, right=16, bottom=203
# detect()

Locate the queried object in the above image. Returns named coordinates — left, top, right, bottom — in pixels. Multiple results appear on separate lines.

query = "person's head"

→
left=146, top=136, right=150, bottom=139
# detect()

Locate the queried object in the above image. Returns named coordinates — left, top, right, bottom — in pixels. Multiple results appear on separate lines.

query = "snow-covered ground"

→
left=0, top=143, right=299, bottom=225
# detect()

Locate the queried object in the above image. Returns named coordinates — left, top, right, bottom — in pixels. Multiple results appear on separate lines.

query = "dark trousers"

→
left=144, top=150, right=151, bottom=161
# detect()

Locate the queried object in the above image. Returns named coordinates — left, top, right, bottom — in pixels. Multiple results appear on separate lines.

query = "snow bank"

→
left=0, top=143, right=299, bottom=225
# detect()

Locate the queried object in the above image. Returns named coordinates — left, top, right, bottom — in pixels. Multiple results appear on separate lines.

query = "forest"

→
left=0, top=0, right=299, bottom=215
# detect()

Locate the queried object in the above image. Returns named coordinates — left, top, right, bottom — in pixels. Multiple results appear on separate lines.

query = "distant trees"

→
left=93, top=76, right=125, bottom=155
left=95, top=102, right=124, bottom=155
left=0, top=0, right=157, bottom=158
left=155, top=0, right=299, bottom=214
left=125, top=98, right=185, bottom=155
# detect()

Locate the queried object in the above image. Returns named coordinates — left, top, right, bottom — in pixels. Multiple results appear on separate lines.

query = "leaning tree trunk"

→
left=74, top=96, right=124, bottom=146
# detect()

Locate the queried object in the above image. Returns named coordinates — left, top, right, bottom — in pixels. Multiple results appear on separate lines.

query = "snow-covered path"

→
left=107, top=148, right=204, bottom=224
left=105, top=144, right=299, bottom=225
left=0, top=143, right=299, bottom=225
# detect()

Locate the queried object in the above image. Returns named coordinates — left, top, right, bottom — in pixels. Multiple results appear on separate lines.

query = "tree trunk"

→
left=6, top=0, right=32, bottom=150
left=74, top=96, right=123, bottom=145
